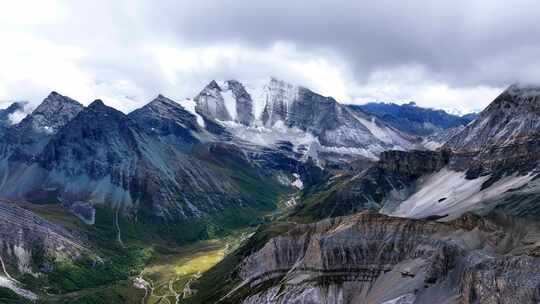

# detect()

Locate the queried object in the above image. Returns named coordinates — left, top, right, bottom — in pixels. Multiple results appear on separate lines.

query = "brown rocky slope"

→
left=190, top=211, right=540, bottom=304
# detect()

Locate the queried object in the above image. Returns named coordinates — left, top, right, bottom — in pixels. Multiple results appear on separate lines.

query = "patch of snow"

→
left=283, top=196, right=298, bottom=208
left=219, top=118, right=384, bottom=160
left=244, top=81, right=268, bottom=122
left=319, top=145, right=379, bottom=160
left=348, top=110, right=413, bottom=149
left=219, top=120, right=317, bottom=153
left=391, top=168, right=534, bottom=219
left=42, top=126, right=54, bottom=134
left=13, top=245, right=32, bottom=274
left=260, top=78, right=299, bottom=123
left=0, top=255, right=37, bottom=300
left=221, top=89, right=238, bottom=121
left=0, top=276, right=38, bottom=300
left=7, top=111, right=27, bottom=125
left=276, top=173, right=291, bottom=186
left=356, top=116, right=395, bottom=144
left=422, top=139, right=443, bottom=150
left=380, top=293, right=416, bottom=304
left=303, top=140, right=322, bottom=163
left=291, top=173, right=303, bottom=189
left=179, top=99, right=205, bottom=127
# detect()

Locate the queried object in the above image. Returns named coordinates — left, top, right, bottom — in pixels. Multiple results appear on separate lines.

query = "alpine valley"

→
left=1, top=78, right=539, bottom=304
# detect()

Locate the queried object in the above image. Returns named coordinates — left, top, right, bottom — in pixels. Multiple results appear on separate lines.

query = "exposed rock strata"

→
left=0, top=200, right=86, bottom=275
left=214, top=212, right=540, bottom=304
left=292, top=150, right=450, bottom=220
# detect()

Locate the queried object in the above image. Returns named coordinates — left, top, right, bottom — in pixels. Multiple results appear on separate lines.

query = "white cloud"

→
left=8, top=110, right=27, bottom=125
left=0, top=1, right=529, bottom=114
left=348, top=65, right=502, bottom=113
left=0, top=0, right=67, bottom=27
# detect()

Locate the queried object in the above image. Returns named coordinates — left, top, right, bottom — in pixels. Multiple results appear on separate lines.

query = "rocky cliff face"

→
left=446, top=84, right=540, bottom=152
left=294, top=84, right=540, bottom=222
left=193, top=78, right=417, bottom=161
left=0, top=200, right=86, bottom=299
left=18, top=92, right=83, bottom=135
left=199, top=212, right=540, bottom=304
left=0, top=200, right=86, bottom=273
left=259, top=78, right=300, bottom=126
left=0, top=92, right=83, bottom=161
left=128, top=94, right=203, bottom=147
left=422, top=125, right=465, bottom=150
left=445, top=84, right=540, bottom=175
left=0, top=96, right=289, bottom=224
left=195, top=80, right=234, bottom=122
left=4, top=100, right=249, bottom=220
left=292, top=150, right=450, bottom=220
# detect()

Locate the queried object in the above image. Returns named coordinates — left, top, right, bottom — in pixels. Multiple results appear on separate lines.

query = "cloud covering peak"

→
left=1, top=0, right=538, bottom=113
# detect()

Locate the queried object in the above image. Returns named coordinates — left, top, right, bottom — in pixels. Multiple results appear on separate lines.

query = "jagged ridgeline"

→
left=0, top=78, right=469, bottom=239
left=293, top=84, right=540, bottom=222
left=0, top=93, right=291, bottom=243
left=190, top=83, right=540, bottom=303
left=0, top=77, right=484, bottom=302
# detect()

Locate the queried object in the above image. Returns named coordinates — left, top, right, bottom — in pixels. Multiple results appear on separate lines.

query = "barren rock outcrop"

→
left=215, top=212, right=540, bottom=304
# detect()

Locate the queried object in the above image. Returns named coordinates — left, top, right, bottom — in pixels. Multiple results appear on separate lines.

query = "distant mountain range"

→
left=352, top=101, right=478, bottom=136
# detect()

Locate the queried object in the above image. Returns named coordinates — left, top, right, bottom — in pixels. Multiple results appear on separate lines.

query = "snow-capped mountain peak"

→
left=194, top=79, right=255, bottom=125
left=191, top=78, right=417, bottom=161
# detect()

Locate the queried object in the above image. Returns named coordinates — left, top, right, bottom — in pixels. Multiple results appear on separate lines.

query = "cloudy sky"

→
left=1, top=0, right=539, bottom=114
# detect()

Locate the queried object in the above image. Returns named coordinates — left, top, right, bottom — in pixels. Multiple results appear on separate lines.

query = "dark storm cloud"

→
left=1, top=0, right=539, bottom=113
left=137, top=0, right=540, bottom=87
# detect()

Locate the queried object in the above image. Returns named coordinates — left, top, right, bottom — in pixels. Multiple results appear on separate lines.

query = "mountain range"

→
left=2, top=78, right=537, bottom=304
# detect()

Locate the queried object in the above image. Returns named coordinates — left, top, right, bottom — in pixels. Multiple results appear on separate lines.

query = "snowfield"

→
left=390, top=168, right=534, bottom=219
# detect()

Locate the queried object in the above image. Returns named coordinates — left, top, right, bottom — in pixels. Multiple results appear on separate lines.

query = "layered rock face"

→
left=292, top=149, right=450, bottom=220
left=217, top=212, right=540, bottom=304
left=194, top=80, right=255, bottom=125
left=422, top=125, right=465, bottom=150
left=0, top=200, right=88, bottom=300
left=0, top=200, right=86, bottom=274
left=377, top=149, right=450, bottom=175
left=460, top=256, right=540, bottom=304
left=260, top=78, right=300, bottom=126
left=227, top=80, right=255, bottom=125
